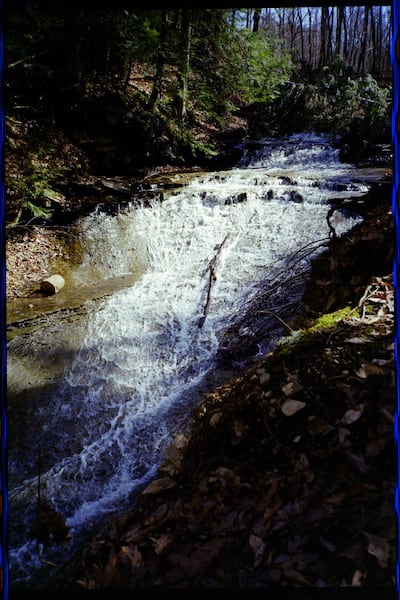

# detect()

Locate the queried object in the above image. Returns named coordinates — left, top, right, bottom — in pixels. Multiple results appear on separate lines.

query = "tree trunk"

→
left=297, top=7, right=305, bottom=66
left=177, top=9, right=192, bottom=121
left=319, top=6, right=328, bottom=66
left=326, top=7, right=334, bottom=63
left=147, top=9, right=168, bottom=111
left=335, top=6, right=343, bottom=58
left=63, top=8, right=84, bottom=86
left=307, top=8, right=313, bottom=66
left=347, top=6, right=357, bottom=66
left=357, top=7, right=369, bottom=74
left=253, top=8, right=261, bottom=33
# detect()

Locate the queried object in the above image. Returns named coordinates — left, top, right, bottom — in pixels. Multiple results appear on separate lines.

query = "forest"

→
left=4, top=4, right=393, bottom=227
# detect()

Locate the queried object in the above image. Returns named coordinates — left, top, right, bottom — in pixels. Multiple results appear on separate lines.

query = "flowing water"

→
left=7, top=133, right=384, bottom=588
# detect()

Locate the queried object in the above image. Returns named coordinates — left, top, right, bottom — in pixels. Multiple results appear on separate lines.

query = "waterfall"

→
left=8, top=133, right=374, bottom=587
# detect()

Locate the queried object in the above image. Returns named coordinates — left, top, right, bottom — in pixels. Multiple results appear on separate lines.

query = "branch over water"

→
left=198, top=233, right=230, bottom=328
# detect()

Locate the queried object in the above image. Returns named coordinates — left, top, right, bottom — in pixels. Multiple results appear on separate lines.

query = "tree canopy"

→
left=3, top=6, right=393, bottom=223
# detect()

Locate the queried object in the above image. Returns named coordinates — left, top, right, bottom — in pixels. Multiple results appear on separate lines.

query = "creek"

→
left=6, top=132, right=387, bottom=588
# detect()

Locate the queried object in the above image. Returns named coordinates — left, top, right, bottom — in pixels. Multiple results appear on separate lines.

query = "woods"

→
left=5, top=6, right=391, bottom=125
left=237, top=6, right=391, bottom=80
left=4, top=5, right=393, bottom=224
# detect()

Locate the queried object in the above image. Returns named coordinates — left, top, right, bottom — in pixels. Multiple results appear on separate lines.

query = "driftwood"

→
left=198, top=234, right=230, bottom=328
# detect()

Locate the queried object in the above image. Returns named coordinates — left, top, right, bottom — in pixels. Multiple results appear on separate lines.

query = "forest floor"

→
left=6, top=177, right=392, bottom=594
left=6, top=226, right=66, bottom=300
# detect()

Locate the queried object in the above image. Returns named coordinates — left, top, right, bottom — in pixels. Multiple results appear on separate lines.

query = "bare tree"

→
left=357, top=6, right=370, bottom=74
left=176, top=9, right=192, bottom=121
left=319, top=6, right=328, bottom=65
left=252, top=6, right=391, bottom=79
left=253, top=8, right=261, bottom=33
left=147, top=9, right=168, bottom=111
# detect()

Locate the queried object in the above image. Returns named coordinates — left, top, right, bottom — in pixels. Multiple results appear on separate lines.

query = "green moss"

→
left=277, top=306, right=355, bottom=353
left=309, top=306, right=353, bottom=332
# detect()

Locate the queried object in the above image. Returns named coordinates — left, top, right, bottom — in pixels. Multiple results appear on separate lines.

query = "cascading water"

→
left=7, top=133, right=378, bottom=588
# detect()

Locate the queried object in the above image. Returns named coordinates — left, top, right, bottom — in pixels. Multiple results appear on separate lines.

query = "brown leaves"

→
left=364, top=532, right=391, bottom=568
left=340, top=406, right=364, bottom=425
left=66, top=275, right=395, bottom=591
left=281, top=399, right=306, bottom=416
left=6, top=226, right=65, bottom=299
left=281, top=377, right=303, bottom=397
left=355, top=362, right=385, bottom=379
left=118, top=545, right=144, bottom=570
left=142, top=477, right=176, bottom=495
left=249, top=533, right=266, bottom=567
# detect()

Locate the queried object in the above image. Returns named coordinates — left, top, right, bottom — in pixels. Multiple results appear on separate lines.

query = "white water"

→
left=8, top=133, right=373, bottom=587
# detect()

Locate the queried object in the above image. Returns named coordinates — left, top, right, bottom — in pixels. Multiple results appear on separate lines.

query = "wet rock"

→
left=289, top=190, right=303, bottom=203
left=225, top=192, right=247, bottom=205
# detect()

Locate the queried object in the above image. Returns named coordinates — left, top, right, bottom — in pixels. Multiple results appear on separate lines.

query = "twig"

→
left=7, top=52, right=47, bottom=69
left=38, top=546, right=58, bottom=569
left=256, top=308, right=295, bottom=332
left=326, top=205, right=338, bottom=239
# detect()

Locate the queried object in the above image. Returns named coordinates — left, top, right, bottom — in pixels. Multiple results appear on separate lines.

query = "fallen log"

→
left=40, top=274, right=65, bottom=296
left=198, top=234, right=229, bottom=328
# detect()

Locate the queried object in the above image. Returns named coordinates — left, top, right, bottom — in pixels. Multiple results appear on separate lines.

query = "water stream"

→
left=7, top=133, right=383, bottom=588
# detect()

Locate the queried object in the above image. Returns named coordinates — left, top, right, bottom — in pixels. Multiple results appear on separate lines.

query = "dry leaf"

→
left=77, top=578, right=96, bottom=590
left=149, top=534, right=173, bottom=555
left=295, top=452, right=309, bottom=472
left=282, top=380, right=303, bottom=396
left=257, top=369, right=271, bottom=385
left=209, top=411, right=222, bottom=427
left=351, top=569, right=364, bottom=586
left=119, top=545, right=143, bottom=569
left=346, top=336, right=369, bottom=344
left=281, top=399, right=306, bottom=416
left=213, top=466, right=241, bottom=487
left=142, top=477, right=176, bottom=495
left=158, top=460, right=180, bottom=477
left=340, top=406, right=364, bottom=425
left=173, top=434, right=188, bottom=450
left=308, top=416, right=334, bottom=436
left=365, top=436, right=387, bottom=457
left=364, top=531, right=390, bottom=567
left=355, top=362, right=384, bottom=378
left=284, top=569, right=312, bottom=585
left=249, top=533, right=265, bottom=567
left=344, top=450, right=368, bottom=472
left=232, top=419, right=249, bottom=439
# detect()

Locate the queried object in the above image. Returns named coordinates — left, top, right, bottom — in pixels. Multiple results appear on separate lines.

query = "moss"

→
left=308, top=306, right=353, bottom=332
left=276, top=306, right=355, bottom=355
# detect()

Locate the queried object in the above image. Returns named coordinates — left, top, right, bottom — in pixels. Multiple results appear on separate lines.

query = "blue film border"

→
left=0, top=1, right=7, bottom=598
left=393, top=1, right=400, bottom=598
